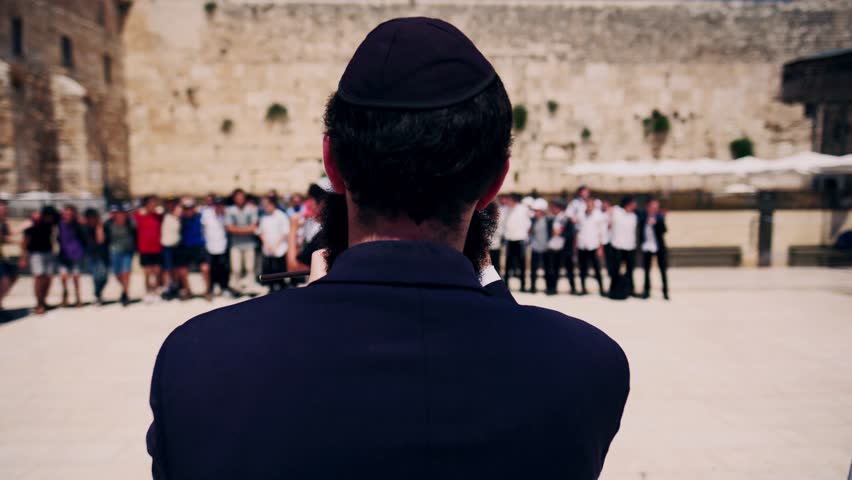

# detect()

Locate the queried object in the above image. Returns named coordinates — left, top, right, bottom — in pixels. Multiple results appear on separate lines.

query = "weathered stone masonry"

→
left=0, top=0, right=130, bottom=197
left=3, top=1, right=851, bottom=197
left=122, top=0, right=852, bottom=196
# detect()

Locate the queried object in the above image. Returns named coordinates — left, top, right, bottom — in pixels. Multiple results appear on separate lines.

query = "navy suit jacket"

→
left=637, top=211, right=668, bottom=253
left=148, top=241, right=629, bottom=479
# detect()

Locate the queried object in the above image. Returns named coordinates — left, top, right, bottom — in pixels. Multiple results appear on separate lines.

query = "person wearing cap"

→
left=148, top=18, right=628, bottom=479
left=528, top=198, right=550, bottom=294
left=104, top=204, right=136, bottom=306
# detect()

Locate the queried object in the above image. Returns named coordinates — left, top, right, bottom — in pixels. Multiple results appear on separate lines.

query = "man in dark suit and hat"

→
left=147, top=17, right=629, bottom=480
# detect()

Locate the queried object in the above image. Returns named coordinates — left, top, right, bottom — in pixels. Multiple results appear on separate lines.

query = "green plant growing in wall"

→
left=513, top=105, right=528, bottom=131
left=221, top=118, right=233, bottom=134
left=186, top=87, right=198, bottom=107
left=581, top=127, right=591, bottom=141
left=547, top=100, right=559, bottom=114
left=642, top=109, right=671, bottom=136
left=642, top=109, right=671, bottom=158
left=204, top=1, right=217, bottom=16
left=729, top=136, right=754, bottom=159
left=266, top=103, right=288, bottom=123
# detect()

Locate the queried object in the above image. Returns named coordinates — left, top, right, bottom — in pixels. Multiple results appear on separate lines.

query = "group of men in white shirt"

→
left=194, top=185, right=326, bottom=296
left=491, top=186, right=669, bottom=300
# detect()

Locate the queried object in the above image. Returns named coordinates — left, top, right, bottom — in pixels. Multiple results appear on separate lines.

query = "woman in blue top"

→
left=175, top=198, right=208, bottom=300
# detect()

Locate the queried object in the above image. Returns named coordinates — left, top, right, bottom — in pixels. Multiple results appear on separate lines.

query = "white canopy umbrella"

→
left=563, top=152, right=852, bottom=192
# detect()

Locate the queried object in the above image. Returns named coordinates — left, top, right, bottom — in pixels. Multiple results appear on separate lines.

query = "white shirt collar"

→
left=478, top=265, right=502, bottom=286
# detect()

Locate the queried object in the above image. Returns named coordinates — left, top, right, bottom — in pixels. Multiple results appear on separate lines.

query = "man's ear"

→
left=322, top=136, right=346, bottom=194
left=475, top=157, right=510, bottom=210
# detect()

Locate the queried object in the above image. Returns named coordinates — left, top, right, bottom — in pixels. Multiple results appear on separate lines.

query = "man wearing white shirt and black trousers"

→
left=200, top=197, right=234, bottom=299
left=638, top=197, right=669, bottom=300
left=576, top=197, right=607, bottom=296
left=502, top=193, right=531, bottom=291
left=610, top=196, right=639, bottom=297
left=258, top=195, right=291, bottom=292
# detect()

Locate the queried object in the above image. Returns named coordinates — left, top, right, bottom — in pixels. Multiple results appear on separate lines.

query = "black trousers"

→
left=603, top=244, right=618, bottom=280
left=642, top=250, right=669, bottom=296
left=613, top=248, right=637, bottom=295
left=262, top=256, right=288, bottom=292
left=489, top=248, right=502, bottom=274
left=578, top=248, right=604, bottom=293
left=560, top=248, right=577, bottom=292
left=530, top=251, right=548, bottom=292
left=543, top=250, right=561, bottom=294
left=504, top=240, right=526, bottom=290
left=207, top=253, right=230, bottom=294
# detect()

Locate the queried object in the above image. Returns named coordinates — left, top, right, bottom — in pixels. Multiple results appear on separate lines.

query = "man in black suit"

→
left=638, top=197, right=669, bottom=300
left=147, top=17, right=629, bottom=480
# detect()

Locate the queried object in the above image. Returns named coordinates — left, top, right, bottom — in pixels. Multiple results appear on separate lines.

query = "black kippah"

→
left=337, top=17, right=497, bottom=110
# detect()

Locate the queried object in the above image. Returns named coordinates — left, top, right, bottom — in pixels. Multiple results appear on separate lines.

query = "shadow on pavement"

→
left=0, top=308, right=31, bottom=324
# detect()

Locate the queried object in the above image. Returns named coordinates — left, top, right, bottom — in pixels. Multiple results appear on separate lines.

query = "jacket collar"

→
left=315, top=241, right=484, bottom=291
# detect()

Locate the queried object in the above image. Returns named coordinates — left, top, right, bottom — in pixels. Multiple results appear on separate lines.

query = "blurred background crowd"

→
left=0, top=184, right=330, bottom=313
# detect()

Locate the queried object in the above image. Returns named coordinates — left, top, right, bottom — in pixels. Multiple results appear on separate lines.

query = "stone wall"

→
left=120, top=0, right=850, bottom=196
left=0, top=0, right=129, bottom=197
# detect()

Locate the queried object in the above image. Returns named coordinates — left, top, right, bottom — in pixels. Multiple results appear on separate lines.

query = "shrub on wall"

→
left=204, top=2, right=217, bottom=15
left=642, top=109, right=671, bottom=136
left=221, top=118, right=233, bottom=134
left=266, top=103, right=288, bottom=122
left=581, top=127, right=591, bottom=140
left=642, top=109, right=671, bottom=158
left=512, top=105, right=528, bottom=131
left=730, top=136, right=754, bottom=159
left=547, top=100, right=559, bottom=114
left=186, top=87, right=198, bottom=107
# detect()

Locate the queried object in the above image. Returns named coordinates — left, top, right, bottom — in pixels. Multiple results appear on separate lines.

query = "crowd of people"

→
left=0, top=185, right=329, bottom=313
left=491, top=185, right=670, bottom=300
left=0, top=182, right=669, bottom=313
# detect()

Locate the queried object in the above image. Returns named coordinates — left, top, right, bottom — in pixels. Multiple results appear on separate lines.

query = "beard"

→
left=316, top=193, right=349, bottom=271
left=318, top=193, right=499, bottom=276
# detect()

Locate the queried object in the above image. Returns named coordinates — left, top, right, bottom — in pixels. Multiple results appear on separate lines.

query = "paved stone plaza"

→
left=0, top=267, right=850, bottom=479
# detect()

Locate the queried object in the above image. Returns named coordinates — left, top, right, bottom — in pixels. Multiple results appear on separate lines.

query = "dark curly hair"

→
left=323, top=77, right=512, bottom=226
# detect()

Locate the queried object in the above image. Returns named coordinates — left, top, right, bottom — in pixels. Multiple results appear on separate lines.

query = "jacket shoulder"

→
left=515, top=304, right=629, bottom=383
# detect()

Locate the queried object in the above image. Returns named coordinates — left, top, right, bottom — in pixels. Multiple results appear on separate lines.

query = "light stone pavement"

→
left=0, top=268, right=850, bottom=480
